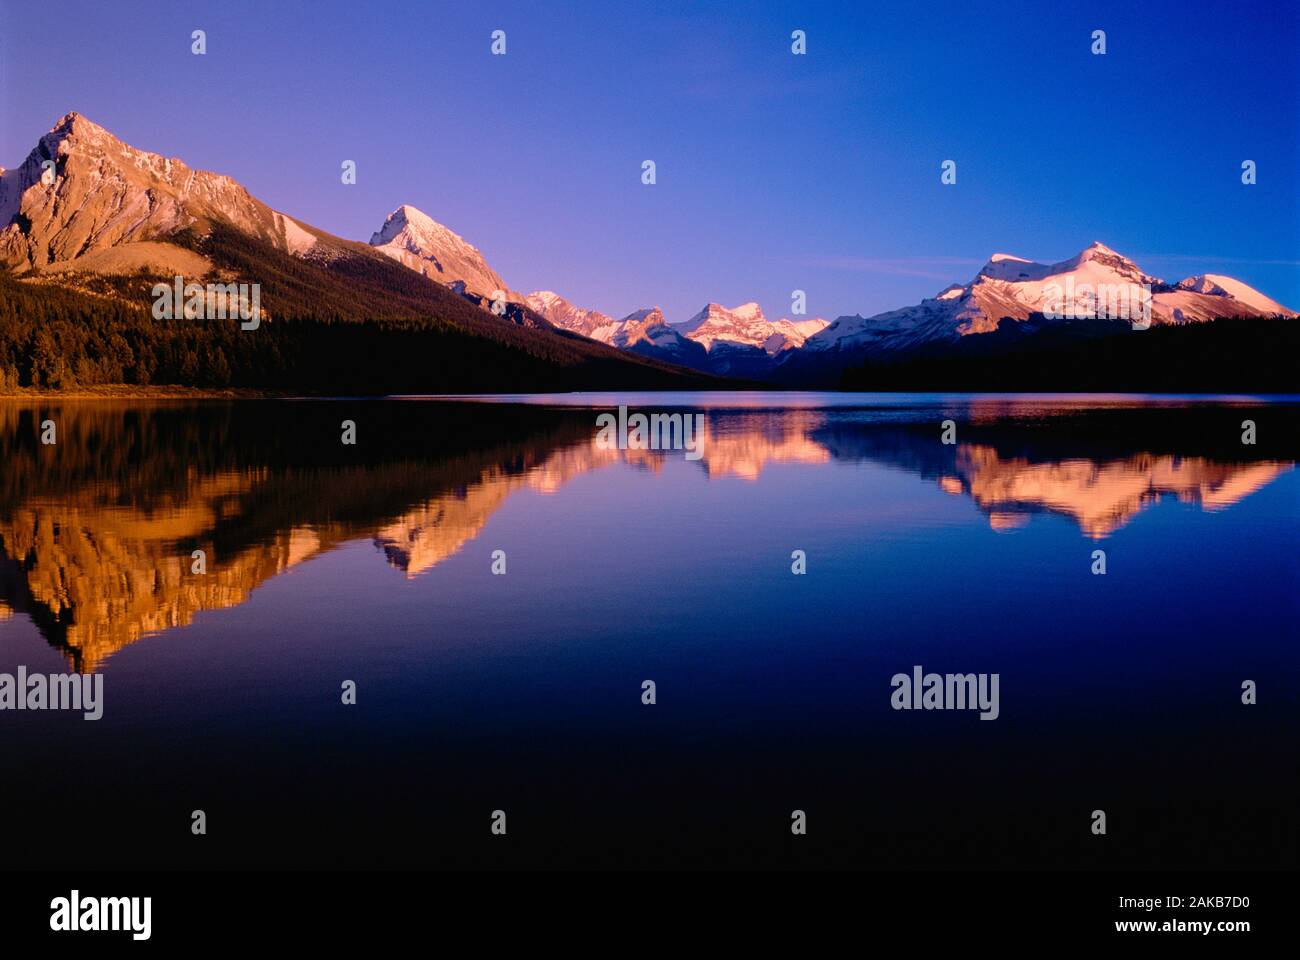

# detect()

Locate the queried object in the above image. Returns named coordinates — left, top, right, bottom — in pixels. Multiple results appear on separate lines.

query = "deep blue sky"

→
left=3, top=0, right=1297, bottom=320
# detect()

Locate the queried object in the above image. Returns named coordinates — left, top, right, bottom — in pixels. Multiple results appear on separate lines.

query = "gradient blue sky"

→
left=3, top=0, right=1297, bottom=321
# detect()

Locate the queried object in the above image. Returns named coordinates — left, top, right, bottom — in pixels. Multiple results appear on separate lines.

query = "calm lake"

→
left=0, top=394, right=1295, bottom=868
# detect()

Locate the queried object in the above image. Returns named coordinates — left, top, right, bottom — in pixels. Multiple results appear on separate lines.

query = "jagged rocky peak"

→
left=1056, top=240, right=1150, bottom=282
left=674, top=301, right=826, bottom=354
left=370, top=204, right=442, bottom=245
left=368, top=203, right=509, bottom=298
left=0, top=111, right=313, bottom=271
left=622, top=307, right=667, bottom=326
left=524, top=290, right=616, bottom=338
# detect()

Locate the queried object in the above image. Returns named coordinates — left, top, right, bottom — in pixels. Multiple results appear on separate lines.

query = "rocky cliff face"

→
left=524, top=291, right=619, bottom=340
left=0, top=113, right=321, bottom=273
left=369, top=204, right=510, bottom=299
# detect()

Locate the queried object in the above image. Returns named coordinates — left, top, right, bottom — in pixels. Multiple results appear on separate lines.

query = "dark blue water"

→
left=0, top=395, right=1295, bottom=867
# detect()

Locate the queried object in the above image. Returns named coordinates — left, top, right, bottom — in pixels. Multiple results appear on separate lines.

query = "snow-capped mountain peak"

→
left=524, top=290, right=618, bottom=339
left=527, top=290, right=564, bottom=309
left=804, top=241, right=1297, bottom=360
left=678, top=302, right=766, bottom=348
left=1055, top=240, right=1149, bottom=283
left=1177, top=273, right=1295, bottom=316
left=670, top=302, right=829, bottom=356
left=520, top=291, right=683, bottom=351
left=679, top=300, right=763, bottom=329
left=613, top=307, right=682, bottom=348
left=1082, top=240, right=1121, bottom=257
left=978, top=253, right=1052, bottom=282
left=368, top=204, right=509, bottom=298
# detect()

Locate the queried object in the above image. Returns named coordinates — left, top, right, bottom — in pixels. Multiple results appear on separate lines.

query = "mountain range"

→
left=0, top=113, right=713, bottom=391
left=527, top=241, right=1296, bottom=381
left=0, top=112, right=1295, bottom=392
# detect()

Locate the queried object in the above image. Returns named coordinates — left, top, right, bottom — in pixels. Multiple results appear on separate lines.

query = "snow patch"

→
left=276, top=212, right=317, bottom=255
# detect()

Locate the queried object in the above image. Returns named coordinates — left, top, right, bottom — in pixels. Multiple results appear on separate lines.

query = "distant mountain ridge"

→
left=677, top=302, right=829, bottom=354
left=804, top=242, right=1296, bottom=359
left=524, top=291, right=830, bottom=376
left=496, top=241, right=1296, bottom=380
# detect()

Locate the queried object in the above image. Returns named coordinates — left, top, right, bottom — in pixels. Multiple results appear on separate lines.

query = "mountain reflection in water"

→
left=0, top=397, right=1294, bottom=671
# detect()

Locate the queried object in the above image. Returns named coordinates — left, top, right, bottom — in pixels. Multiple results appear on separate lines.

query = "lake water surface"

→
left=0, top=394, right=1295, bottom=868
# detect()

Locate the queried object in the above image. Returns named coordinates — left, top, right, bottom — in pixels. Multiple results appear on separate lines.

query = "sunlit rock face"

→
left=0, top=113, right=319, bottom=273
left=369, top=204, right=510, bottom=300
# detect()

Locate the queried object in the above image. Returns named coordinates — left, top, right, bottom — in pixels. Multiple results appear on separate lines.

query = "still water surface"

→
left=0, top=394, right=1295, bottom=867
